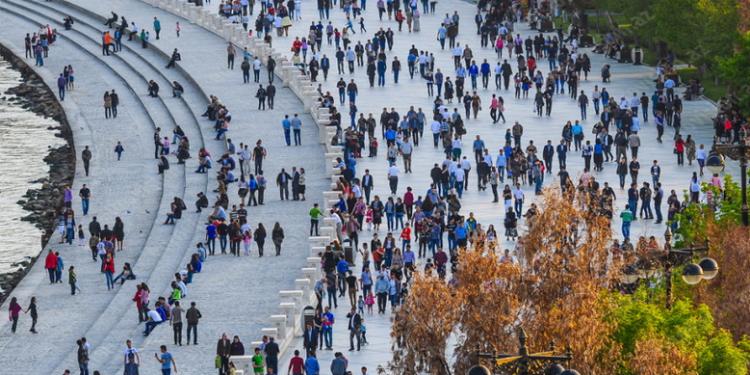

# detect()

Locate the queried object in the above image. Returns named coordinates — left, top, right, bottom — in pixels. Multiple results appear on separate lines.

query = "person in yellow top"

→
left=169, top=282, right=182, bottom=305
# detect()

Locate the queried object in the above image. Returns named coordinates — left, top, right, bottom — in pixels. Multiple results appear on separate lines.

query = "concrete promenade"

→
left=0, top=0, right=725, bottom=373
left=0, top=0, right=328, bottom=373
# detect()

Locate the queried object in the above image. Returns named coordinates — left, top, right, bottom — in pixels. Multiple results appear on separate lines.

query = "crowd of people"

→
left=7, top=0, right=745, bottom=373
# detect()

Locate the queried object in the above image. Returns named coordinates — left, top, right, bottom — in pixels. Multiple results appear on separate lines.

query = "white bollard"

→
left=270, top=315, right=288, bottom=337
left=301, top=267, right=320, bottom=281
left=229, top=356, right=253, bottom=374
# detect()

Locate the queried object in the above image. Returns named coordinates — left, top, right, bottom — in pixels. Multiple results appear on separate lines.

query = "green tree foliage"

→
left=717, top=31, right=750, bottom=116
left=593, top=0, right=740, bottom=72
left=610, top=291, right=749, bottom=374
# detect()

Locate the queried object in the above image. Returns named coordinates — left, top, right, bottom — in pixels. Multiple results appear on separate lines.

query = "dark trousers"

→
left=377, top=292, right=387, bottom=313
left=173, top=322, right=182, bottom=345
left=349, top=328, right=361, bottom=350
left=186, top=323, right=198, bottom=344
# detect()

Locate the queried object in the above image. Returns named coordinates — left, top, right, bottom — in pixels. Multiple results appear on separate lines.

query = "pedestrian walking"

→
left=8, top=297, right=21, bottom=333
left=186, top=301, right=201, bottom=345
left=24, top=297, right=38, bottom=334
left=155, top=345, right=177, bottom=375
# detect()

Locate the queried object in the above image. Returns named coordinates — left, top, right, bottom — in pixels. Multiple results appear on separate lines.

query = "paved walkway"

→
left=1, top=0, right=328, bottom=373
left=0, top=8, right=165, bottom=374
left=268, top=0, right=720, bottom=245
left=275, top=0, right=722, bottom=372
left=0, top=0, right=727, bottom=373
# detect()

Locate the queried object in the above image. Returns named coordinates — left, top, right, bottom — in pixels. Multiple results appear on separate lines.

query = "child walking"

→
left=357, top=295, right=365, bottom=315
left=77, top=224, right=85, bottom=246
left=365, top=292, right=375, bottom=315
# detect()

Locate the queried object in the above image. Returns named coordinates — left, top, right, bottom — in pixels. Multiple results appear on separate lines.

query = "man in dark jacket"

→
left=542, top=140, right=554, bottom=173
left=276, top=168, right=292, bottom=200
left=186, top=301, right=202, bottom=345
left=264, top=337, right=280, bottom=373
left=216, top=333, right=231, bottom=375
left=347, top=307, right=362, bottom=351
left=303, top=322, right=319, bottom=355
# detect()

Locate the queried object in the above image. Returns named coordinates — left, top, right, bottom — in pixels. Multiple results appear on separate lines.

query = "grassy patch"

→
left=676, top=67, right=726, bottom=102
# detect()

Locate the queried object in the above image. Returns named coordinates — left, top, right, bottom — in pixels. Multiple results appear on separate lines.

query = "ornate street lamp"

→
left=472, top=327, right=576, bottom=375
left=619, top=228, right=718, bottom=308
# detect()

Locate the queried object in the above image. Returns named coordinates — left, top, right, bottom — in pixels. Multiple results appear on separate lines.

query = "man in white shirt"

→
left=431, top=120, right=442, bottom=147
left=252, top=57, right=262, bottom=82
left=513, top=184, right=524, bottom=217
left=387, top=164, right=400, bottom=195
left=618, top=97, right=629, bottom=110
left=629, top=93, right=640, bottom=117
left=144, top=308, right=164, bottom=336
left=237, top=143, right=251, bottom=177
left=460, top=157, right=472, bottom=190
left=453, top=168, right=465, bottom=198
left=399, top=139, right=413, bottom=173
left=451, top=45, right=463, bottom=68
left=123, top=339, right=140, bottom=368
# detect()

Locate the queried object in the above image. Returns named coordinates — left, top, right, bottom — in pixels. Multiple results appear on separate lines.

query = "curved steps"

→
left=0, top=2, right=208, bottom=373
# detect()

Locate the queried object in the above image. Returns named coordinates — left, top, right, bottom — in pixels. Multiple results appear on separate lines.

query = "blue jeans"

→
left=622, top=221, right=631, bottom=240
left=79, top=363, right=89, bottom=375
left=378, top=73, right=385, bottom=86
left=215, top=128, right=227, bottom=139
left=386, top=213, right=394, bottom=230
left=428, top=239, right=438, bottom=256
left=393, top=70, right=399, bottom=83
left=455, top=181, right=464, bottom=198
left=283, top=128, right=291, bottom=145
left=220, top=235, right=228, bottom=253
left=105, top=271, right=114, bottom=290
left=294, top=129, right=301, bottom=145
left=324, top=328, right=333, bottom=348
left=82, top=199, right=89, bottom=215
left=144, top=320, right=162, bottom=335
left=395, top=214, right=404, bottom=229
left=514, top=200, right=523, bottom=217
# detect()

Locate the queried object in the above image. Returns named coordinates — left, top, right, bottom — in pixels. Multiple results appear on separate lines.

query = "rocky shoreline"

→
left=0, top=45, right=75, bottom=301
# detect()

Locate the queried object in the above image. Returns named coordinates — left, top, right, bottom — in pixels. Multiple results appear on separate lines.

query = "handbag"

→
left=215, top=355, right=222, bottom=369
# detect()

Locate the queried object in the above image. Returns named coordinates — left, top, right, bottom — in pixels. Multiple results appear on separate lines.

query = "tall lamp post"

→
left=470, top=327, right=577, bottom=375
left=712, top=137, right=750, bottom=226
left=620, top=229, right=719, bottom=309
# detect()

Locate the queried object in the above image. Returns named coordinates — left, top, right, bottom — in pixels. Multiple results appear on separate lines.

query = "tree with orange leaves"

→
left=390, top=273, right=460, bottom=375
left=390, top=190, right=624, bottom=374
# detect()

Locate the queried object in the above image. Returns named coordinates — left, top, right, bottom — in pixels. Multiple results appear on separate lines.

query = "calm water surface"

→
left=0, top=59, right=64, bottom=275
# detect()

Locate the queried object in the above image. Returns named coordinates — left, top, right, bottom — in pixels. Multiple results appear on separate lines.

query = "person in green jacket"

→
left=620, top=204, right=634, bottom=240
left=252, top=347, right=264, bottom=374
left=169, top=281, right=182, bottom=305
left=309, top=203, right=323, bottom=236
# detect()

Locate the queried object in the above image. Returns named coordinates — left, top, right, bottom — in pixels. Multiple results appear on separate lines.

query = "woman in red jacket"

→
left=103, top=253, right=115, bottom=290
left=8, top=297, right=22, bottom=333
left=44, top=250, right=57, bottom=284
left=674, top=134, right=686, bottom=166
